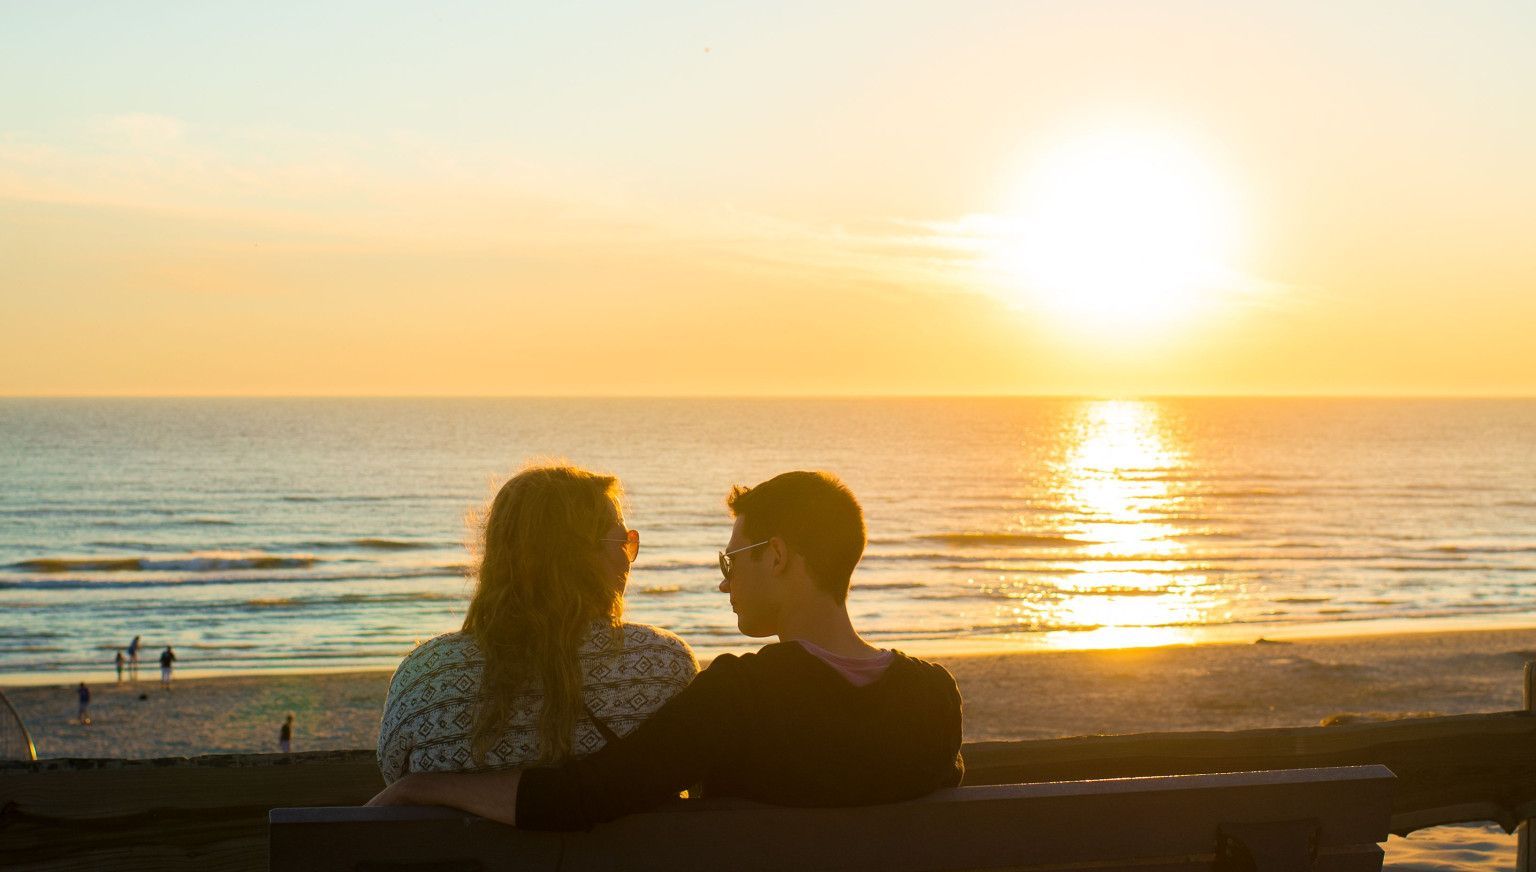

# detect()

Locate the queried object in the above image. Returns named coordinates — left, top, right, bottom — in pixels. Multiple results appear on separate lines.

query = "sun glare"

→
left=994, top=129, right=1242, bottom=331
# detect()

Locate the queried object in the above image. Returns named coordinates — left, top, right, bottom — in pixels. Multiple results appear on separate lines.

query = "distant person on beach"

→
left=76, top=682, right=91, bottom=725
left=370, top=470, right=964, bottom=830
left=280, top=713, right=295, bottom=752
left=159, top=645, right=176, bottom=688
left=115, top=650, right=125, bottom=683
left=375, top=464, right=697, bottom=784
left=127, top=635, right=141, bottom=681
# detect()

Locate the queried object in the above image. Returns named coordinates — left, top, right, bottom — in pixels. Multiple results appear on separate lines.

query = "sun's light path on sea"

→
left=1037, top=401, right=1214, bottom=649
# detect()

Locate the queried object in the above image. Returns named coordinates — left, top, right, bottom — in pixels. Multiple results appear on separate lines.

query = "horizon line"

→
left=3, top=393, right=1534, bottom=401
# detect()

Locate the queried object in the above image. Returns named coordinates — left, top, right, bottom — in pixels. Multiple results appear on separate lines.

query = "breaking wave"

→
left=12, top=555, right=319, bottom=573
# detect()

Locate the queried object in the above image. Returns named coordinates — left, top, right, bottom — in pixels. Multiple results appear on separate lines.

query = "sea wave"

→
left=1424, top=544, right=1536, bottom=555
left=11, top=555, right=319, bottom=573
left=634, top=559, right=712, bottom=572
left=86, top=537, right=454, bottom=555
left=936, top=551, right=1478, bottom=565
left=90, top=516, right=238, bottom=529
left=301, top=538, right=443, bottom=551
left=241, top=591, right=461, bottom=610
left=86, top=541, right=211, bottom=553
left=935, top=563, right=1212, bottom=575
left=1196, top=488, right=1306, bottom=498
left=281, top=494, right=444, bottom=503
left=0, top=567, right=461, bottom=590
left=917, top=582, right=1175, bottom=601
left=1063, top=584, right=1176, bottom=597
left=922, top=533, right=1098, bottom=547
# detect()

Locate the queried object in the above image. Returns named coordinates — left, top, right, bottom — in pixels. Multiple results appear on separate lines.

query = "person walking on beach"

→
left=76, top=682, right=91, bottom=725
left=279, top=713, right=295, bottom=752
left=369, top=470, right=963, bottom=830
left=159, top=645, right=176, bottom=688
left=127, top=635, right=141, bottom=681
left=115, top=650, right=125, bottom=683
left=375, top=464, right=697, bottom=783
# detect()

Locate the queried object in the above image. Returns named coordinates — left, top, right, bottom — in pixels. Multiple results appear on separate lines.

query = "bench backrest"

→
left=269, top=764, right=1394, bottom=871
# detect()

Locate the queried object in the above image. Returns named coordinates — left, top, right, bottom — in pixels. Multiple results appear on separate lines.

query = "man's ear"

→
left=768, top=536, right=789, bottom=574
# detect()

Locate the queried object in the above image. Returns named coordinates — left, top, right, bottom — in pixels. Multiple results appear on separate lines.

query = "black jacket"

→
left=517, top=641, right=964, bottom=830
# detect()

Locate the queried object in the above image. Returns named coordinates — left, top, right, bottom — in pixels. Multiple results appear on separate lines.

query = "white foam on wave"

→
left=11, top=554, right=319, bottom=573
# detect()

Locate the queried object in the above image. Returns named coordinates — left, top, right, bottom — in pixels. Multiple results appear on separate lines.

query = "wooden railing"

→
left=4, top=666, right=1535, bottom=871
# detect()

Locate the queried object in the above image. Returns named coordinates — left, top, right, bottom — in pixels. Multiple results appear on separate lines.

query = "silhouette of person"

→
left=127, top=635, right=142, bottom=681
left=159, top=645, right=176, bottom=688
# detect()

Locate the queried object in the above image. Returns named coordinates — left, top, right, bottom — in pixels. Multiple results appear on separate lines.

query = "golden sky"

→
left=3, top=2, right=1533, bottom=396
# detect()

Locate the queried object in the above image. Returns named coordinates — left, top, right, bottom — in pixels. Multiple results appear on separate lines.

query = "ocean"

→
left=2, top=398, right=1533, bottom=683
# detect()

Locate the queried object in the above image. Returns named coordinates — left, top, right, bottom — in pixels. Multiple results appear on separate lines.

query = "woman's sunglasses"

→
left=600, top=529, right=640, bottom=563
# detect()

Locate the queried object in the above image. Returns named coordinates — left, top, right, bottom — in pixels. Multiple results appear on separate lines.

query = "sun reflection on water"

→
left=1060, top=401, right=1185, bottom=553
left=1035, top=400, right=1212, bottom=649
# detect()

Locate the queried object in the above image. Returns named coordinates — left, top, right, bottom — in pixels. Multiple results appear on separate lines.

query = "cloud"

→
left=2, top=117, right=1199, bottom=309
left=0, top=119, right=960, bottom=296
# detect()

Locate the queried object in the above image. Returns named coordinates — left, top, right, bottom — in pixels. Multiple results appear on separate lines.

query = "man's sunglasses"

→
left=718, top=540, right=770, bottom=579
left=600, top=529, right=640, bottom=563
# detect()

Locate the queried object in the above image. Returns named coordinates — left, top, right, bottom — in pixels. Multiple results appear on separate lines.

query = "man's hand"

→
left=364, top=770, right=525, bottom=827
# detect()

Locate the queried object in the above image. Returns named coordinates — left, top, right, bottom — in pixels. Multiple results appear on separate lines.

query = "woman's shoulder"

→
left=580, top=621, right=699, bottom=679
left=615, top=622, right=696, bottom=660
left=390, top=631, right=479, bottom=685
left=404, top=630, right=477, bottom=660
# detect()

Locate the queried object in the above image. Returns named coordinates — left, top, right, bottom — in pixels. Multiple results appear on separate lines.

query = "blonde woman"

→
left=377, top=464, right=697, bottom=783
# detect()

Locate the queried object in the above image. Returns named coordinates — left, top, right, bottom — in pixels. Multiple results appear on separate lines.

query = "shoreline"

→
left=8, top=622, right=1536, bottom=757
left=6, top=612, right=1536, bottom=690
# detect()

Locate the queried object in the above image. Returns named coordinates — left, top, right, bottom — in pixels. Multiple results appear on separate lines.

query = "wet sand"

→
left=9, top=624, right=1535, bottom=870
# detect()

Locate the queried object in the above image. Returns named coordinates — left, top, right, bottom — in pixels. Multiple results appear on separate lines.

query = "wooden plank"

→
left=3, top=752, right=381, bottom=819
left=961, top=710, right=1536, bottom=833
left=559, top=767, right=1393, bottom=872
left=269, top=767, right=1392, bottom=872
left=270, top=807, right=562, bottom=872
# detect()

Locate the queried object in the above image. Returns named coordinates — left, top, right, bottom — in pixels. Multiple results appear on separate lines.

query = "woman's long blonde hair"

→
left=464, top=464, right=624, bottom=764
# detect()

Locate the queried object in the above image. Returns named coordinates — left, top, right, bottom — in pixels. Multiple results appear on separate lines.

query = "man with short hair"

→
left=368, top=470, right=963, bottom=829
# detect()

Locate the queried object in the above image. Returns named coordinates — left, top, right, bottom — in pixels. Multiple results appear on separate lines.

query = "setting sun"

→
left=994, top=129, right=1244, bottom=331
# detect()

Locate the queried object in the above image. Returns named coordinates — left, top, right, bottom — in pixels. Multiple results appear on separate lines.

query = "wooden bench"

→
left=269, top=764, right=1393, bottom=871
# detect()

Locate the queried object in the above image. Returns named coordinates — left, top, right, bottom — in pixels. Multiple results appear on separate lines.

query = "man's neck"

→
left=775, top=598, right=880, bottom=658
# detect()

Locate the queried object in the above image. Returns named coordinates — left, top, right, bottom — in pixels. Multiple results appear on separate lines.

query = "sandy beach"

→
left=9, top=624, right=1535, bottom=870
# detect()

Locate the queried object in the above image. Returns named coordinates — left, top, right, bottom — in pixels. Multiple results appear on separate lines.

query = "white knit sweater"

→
left=377, top=621, right=698, bottom=783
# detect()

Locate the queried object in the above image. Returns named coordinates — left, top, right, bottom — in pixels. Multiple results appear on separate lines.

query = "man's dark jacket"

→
left=517, top=641, right=964, bottom=830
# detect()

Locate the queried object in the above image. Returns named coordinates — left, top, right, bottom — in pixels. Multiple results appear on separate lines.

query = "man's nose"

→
left=718, top=576, right=730, bottom=593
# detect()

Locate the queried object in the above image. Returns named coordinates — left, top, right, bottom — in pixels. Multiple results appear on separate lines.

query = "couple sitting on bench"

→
left=369, top=466, right=964, bottom=829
